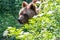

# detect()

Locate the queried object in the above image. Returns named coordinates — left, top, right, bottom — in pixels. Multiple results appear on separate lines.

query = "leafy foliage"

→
left=0, top=0, right=60, bottom=40
left=0, top=0, right=22, bottom=39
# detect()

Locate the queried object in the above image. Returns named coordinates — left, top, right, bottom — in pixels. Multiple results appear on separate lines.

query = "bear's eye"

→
left=23, top=14, right=29, bottom=18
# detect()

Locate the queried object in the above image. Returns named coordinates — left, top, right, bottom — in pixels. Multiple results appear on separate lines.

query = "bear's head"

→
left=18, top=1, right=37, bottom=24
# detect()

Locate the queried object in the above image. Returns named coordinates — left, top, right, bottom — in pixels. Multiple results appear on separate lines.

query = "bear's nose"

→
left=18, top=19, right=23, bottom=24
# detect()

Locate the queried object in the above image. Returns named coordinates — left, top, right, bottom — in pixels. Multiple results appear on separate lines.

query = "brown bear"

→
left=18, top=1, right=38, bottom=24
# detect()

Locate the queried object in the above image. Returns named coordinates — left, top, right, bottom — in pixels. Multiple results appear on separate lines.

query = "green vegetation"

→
left=0, top=0, right=60, bottom=40
left=0, top=0, right=22, bottom=39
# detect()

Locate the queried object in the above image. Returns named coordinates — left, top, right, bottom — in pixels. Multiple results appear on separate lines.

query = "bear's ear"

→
left=22, top=1, right=28, bottom=7
left=29, top=3, right=36, bottom=12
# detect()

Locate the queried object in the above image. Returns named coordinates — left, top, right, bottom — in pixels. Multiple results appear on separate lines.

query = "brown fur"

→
left=18, top=1, right=37, bottom=24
